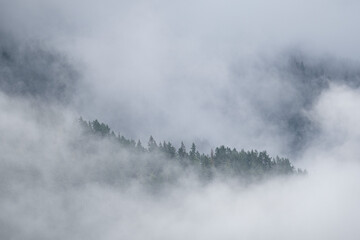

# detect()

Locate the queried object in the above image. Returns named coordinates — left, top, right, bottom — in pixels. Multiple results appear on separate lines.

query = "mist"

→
left=1, top=0, right=360, bottom=239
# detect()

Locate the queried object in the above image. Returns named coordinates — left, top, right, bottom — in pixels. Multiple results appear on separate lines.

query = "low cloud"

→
left=1, top=0, right=360, bottom=239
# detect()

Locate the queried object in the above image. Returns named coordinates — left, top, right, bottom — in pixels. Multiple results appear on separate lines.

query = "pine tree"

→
left=189, top=143, right=196, bottom=160
left=148, top=136, right=157, bottom=152
left=166, top=142, right=176, bottom=158
left=136, top=140, right=145, bottom=152
left=178, top=141, right=187, bottom=158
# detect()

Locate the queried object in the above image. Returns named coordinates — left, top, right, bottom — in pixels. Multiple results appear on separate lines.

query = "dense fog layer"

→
left=1, top=90, right=360, bottom=239
left=1, top=0, right=360, bottom=239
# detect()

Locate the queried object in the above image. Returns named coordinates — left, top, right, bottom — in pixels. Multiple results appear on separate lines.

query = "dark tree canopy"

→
left=79, top=118, right=306, bottom=184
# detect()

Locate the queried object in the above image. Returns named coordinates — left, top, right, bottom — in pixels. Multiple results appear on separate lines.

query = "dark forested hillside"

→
left=0, top=32, right=78, bottom=104
left=78, top=118, right=306, bottom=186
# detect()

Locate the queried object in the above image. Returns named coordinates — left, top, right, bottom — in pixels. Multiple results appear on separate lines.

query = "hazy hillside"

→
left=2, top=0, right=360, bottom=239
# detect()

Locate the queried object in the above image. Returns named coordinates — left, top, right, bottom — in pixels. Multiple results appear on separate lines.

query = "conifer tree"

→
left=148, top=136, right=157, bottom=152
left=178, top=142, right=187, bottom=158
left=189, top=143, right=196, bottom=160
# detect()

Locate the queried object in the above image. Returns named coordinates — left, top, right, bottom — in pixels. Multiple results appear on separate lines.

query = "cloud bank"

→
left=1, top=0, right=360, bottom=239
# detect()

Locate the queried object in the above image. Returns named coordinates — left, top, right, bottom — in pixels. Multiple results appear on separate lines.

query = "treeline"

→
left=79, top=118, right=306, bottom=182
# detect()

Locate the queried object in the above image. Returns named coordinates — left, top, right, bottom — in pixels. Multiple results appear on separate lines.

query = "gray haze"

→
left=1, top=0, right=360, bottom=239
left=2, top=0, right=360, bottom=155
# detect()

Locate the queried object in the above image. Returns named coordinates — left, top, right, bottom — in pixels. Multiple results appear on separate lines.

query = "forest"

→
left=78, top=118, right=306, bottom=186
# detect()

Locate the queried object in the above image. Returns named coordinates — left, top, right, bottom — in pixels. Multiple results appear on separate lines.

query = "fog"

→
left=1, top=0, right=360, bottom=239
